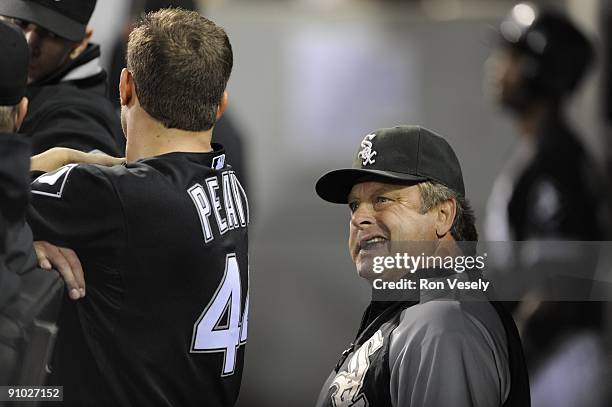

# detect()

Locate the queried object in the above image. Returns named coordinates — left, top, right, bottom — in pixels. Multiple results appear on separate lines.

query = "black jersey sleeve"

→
left=27, top=164, right=124, bottom=250
left=0, top=134, right=31, bottom=222
left=28, top=105, right=122, bottom=156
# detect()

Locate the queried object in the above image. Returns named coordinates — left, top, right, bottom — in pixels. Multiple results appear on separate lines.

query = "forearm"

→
left=30, top=147, right=73, bottom=173
left=31, top=147, right=124, bottom=173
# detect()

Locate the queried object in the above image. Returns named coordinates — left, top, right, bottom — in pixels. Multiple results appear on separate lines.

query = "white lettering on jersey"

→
left=188, top=184, right=214, bottom=243
left=330, top=330, right=384, bottom=407
left=188, top=171, right=249, bottom=244
left=31, top=163, right=78, bottom=198
left=222, top=172, right=239, bottom=230
left=206, top=177, right=228, bottom=235
left=229, top=172, right=249, bottom=226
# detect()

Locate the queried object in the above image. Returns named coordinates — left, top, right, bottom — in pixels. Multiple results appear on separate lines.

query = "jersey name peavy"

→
left=188, top=170, right=249, bottom=243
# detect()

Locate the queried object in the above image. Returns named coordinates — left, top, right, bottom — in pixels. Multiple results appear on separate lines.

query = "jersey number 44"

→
left=190, top=253, right=249, bottom=377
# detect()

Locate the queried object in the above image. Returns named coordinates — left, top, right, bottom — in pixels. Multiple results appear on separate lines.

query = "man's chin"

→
left=28, top=66, right=55, bottom=85
left=356, top=267, right=402, bottom=283
left=27, top=70, right=43, bottom=85
left=357, top=271, right=379, bottom=283
left=355, top=255, right=385, bottom=281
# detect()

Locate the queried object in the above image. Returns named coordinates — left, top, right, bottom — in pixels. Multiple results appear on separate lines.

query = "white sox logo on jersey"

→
left=329, top=330, right=384, bottom=407
left=357, top=134, right=377, bottom=166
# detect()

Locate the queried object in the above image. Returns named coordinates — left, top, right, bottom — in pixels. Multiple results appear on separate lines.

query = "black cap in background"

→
left=0, top=0, right=97, bottom=42
left=316, top=126, right=465, bottom=204
left=498, top=2, right=593, bottom=96
left=0, top=20, right=28, bottom=106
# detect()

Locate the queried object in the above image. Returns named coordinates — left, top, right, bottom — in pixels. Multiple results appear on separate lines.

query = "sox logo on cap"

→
left=358, top=134, right=377, bottom=166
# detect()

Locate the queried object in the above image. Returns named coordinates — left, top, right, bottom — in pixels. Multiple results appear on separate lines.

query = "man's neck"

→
left=432, top=236, right=462, bottom=258
left=126, top=112, right=213, bottom=161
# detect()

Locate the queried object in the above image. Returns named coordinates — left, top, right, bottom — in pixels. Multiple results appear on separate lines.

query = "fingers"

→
left=34, top=241, right=52, bottom=270
left=80, top=152, right=125, bottom=167
left=100, top=156, right=125, bottom=167
left=59, top=246, right=85, bottom=297
left=33, top=241, right=86, bottom=300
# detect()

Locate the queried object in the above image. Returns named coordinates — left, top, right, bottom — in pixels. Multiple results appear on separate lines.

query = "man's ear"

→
left=14, top=97, right=28, bottom=131
left=69, top=26, right=93, bottom=60
left=119, top=68, right=134, bottom=107
left=215, top=91, right=228, bottom=121
left=434, top=198, right=457, bottom=239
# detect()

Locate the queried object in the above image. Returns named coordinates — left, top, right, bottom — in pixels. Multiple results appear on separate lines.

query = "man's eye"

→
left=348, top=201, right=359, bottom=213
left=375, top=196, right=390, bottom=204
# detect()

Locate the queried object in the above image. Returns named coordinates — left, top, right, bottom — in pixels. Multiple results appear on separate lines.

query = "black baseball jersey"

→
left=27, top=145, right=249, bottom=406
left=0, top=133, right=30, bottom=223
left=486, top=111, right=607, bottom=241
left=23, top=44, right=125, bottom=156
left=0, top=133, right=31, bottom=309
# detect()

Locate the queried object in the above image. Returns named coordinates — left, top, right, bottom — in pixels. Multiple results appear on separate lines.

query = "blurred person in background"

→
left=484, top=3, right=609, bottom=406
left=0, top=0, right=124, bottom=155
left=107, top=0, right=249, bottom=193
left=315, top=126, right=530, bottom=407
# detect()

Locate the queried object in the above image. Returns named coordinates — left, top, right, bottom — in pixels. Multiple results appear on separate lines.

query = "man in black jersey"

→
left=484, top=4, right=607, bottom=404
left=27, top=9, right=249, bottom=406
left=0, top=0, right=124, bottom=155
left=315, top=126, right=529, bottom=407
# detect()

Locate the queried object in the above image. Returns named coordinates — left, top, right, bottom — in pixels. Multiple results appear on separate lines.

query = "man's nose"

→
left=350, top=204, right=376, bottom=228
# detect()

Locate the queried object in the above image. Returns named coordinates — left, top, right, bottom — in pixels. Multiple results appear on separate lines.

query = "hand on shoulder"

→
left=31, top=147, right=125, bottom=173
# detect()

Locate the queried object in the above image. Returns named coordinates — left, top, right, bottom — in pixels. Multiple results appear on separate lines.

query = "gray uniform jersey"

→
left=389, top=299, right=510, bottom=406
left=317, top=288, right=512, bottom=407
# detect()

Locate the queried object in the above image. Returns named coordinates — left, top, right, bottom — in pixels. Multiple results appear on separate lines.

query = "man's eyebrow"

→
left=347, top=185, right=402, bottom=202
left=373, top=185, right=402, bottom=196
